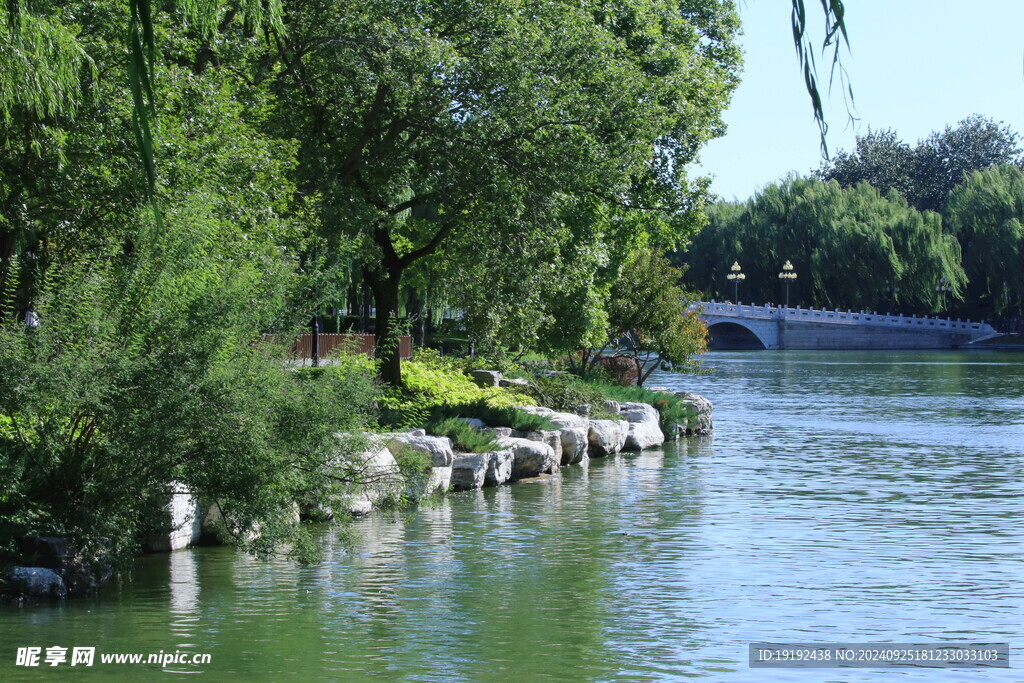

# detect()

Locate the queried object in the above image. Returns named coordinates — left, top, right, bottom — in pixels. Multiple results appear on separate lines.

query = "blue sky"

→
left=697, top=0, right=1024, bottom=201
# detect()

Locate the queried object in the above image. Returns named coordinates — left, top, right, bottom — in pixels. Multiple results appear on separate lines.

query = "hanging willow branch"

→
left=791, top=0, right=853, bottom=158
left=0, top=1, right=94, bottom=123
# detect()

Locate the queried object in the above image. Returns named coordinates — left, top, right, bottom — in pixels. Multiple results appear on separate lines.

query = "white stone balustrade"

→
left=690, top=301, right=999, bottom=349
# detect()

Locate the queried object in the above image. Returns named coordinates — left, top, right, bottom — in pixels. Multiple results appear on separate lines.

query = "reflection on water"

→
left=1, top=351, right=1022, bottom=680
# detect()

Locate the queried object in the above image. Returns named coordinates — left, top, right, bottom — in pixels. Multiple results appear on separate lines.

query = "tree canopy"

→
left=675, top=176, right=966, bottom=314
left=944, top=164, right=1024, bottom=319
left=817, top=115, right=1023, bottom=213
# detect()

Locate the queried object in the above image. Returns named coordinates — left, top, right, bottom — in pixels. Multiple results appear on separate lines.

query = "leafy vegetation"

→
left=377, top=350, right=529, bottom=430
left=429, top=402, right=556, bottom=433
left=945, top=165, right=1024, bottom=318
left=0, top=0, right=854, bottom=576
left=676, top=177, right=966, bottom=315
left=0, top=220, right=381, bottom=566
left=422, top=418, right=499, bottom=455
left=817, top=116, right=1022, bottom=213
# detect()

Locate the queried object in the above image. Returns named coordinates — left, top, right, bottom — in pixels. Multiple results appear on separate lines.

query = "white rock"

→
left=497, top=436, right=558, bottom=479
left=515, top=406, right=589, bottom=464
left=587, top=419, right=629, bottom=457
left=451, top=453, right=488, bottom=490
left=425, top=466, right=453, bottom=494
left=353, top=442, right=404, bottom=501
left=517, top=429, right=562, bottom=465
left=348, top=498, right=373, bottom=516
left=674, top=392, right=714, bottom=435
left=144, top=481, right=202, bottom=552
left=619, top=402, right=664, bottom=450
left=485, top=449, right=514, bottom=486
left=558, top=426, right=589, bottom=464
left=387, top=434, right=454, bottom=467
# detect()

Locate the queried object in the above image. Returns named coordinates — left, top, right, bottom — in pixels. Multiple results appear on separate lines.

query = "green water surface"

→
left=2, top=351, right=1022, bottom=681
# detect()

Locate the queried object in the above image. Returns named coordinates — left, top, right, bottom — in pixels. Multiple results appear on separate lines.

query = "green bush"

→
left=429, top=401, right=556, bottom=432
left=522, top=374, right=617, bottom=420
left=0, top=214, right=383, bottom=567
left=424, top=418, right=499, bottom=453
left=377, top=349, right=532, bottom=430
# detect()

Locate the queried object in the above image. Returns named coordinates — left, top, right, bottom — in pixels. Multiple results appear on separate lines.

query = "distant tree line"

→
left=674, top=116, right=1024, bottom=323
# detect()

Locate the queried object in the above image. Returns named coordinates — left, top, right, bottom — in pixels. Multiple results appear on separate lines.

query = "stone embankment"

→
left=333, top=377, right=714, bottom=510
left=4, top=376, right=712, bottom=599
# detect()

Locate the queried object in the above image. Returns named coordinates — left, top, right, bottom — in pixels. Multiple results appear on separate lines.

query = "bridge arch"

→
left=706, top=321, right=769, bottom=350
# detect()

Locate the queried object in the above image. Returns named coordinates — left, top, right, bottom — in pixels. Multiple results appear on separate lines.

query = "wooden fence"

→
left=290, top=332, right=412, bottom=360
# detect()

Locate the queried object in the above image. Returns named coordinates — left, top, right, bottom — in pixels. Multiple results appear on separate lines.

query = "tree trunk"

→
left=366, top=270, right=403, bottom=386
left=0, top=229, right=17, bottom=314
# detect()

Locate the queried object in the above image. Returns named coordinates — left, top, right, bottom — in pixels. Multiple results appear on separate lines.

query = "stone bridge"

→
left=691, top=301, right=1000, bottom=350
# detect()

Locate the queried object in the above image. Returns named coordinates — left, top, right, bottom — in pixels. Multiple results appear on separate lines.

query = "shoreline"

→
left=2, top=380, right=714, bottom=602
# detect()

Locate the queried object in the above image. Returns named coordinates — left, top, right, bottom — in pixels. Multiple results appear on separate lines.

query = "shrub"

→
left=0, top=218, right=382, bottom=568
left=424, top=417, right=499, bottom=453
left=522, top=374, right=617, bottom=420
left=377, top=349, right=531, bottom=430
left=429, top=401, right=556, bottom=432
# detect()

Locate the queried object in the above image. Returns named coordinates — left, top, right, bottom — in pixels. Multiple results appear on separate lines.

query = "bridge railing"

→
left=690, top=301, right=996, bottom=333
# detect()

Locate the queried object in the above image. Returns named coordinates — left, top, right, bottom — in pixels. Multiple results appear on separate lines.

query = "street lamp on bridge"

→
left=778, top=260, right=797, bottom=307
left=726, top=261, right=745, bottom=302
left=935, top=276, right=951, bottom=316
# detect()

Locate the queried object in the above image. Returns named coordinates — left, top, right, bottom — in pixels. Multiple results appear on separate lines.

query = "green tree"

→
left=675, top=177, right=965, bottom=314
left=268, top=0, right=741, bottom=385
left=0, top=2, right=380, bottom=567
left=913, top=115, right=1023, bottom=213
left=606, top=250, right=706, bottom=386
left=816, top=115, right=1022, bottom=213
left=944, top=164, right=1024, bottom=319
left=815, top=128, right=916, bottom=199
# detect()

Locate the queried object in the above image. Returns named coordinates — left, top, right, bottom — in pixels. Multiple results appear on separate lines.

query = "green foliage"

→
left=944, top=165, right=1024, bottom=318
left=676, top=177, right=966, bottom=315
left=0, top=194, right=379, bottom=567
left=377, top=350, right=529, bottom=430
left=815, top=128, right=916, bottom=200
left=429, top=402, right=556, bottom=433
left=269, top=0, right=741, bottom=384
left=0, top=0, right=94, bottom=124
left=602, top=250, right=707, bottom=386
left=424, top=418, right=499, bottom=454
left=817, top=115, right=1023, bottom=213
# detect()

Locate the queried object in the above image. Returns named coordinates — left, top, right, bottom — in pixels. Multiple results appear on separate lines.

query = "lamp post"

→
left=935, top=276, right=951, bottom=317
left=778, top=260, right=797, bottom=307
left=887, top=282, right=900, bottom=314
left=726, top=261, right=745, bottom=302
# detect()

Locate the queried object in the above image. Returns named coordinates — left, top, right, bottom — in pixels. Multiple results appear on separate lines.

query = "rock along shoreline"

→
left=4, top=380, right=712, bottom=601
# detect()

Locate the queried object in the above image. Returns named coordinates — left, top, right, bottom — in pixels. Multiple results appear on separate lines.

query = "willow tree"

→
left=676, top=177, right=965, bottom=313
left=945, top=165, right=1024, bottom=318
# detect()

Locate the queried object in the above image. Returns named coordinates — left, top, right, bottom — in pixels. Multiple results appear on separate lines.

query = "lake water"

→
left=2, top=351, right=1022, bottom=680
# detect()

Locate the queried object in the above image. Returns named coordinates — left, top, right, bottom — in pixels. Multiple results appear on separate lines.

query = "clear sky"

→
left=697, top=0, right=1024, bottom=201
